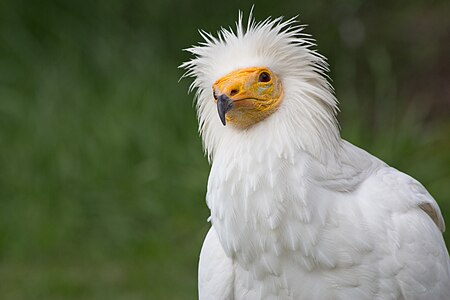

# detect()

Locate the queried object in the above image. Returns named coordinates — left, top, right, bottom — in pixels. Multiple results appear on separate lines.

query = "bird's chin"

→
left=224, top=101, right=276, bottom=129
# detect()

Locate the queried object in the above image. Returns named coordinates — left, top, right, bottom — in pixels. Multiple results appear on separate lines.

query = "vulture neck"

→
left=206, top=121, right=342, bottom=262
left=210, top=107, right=342, bottom=167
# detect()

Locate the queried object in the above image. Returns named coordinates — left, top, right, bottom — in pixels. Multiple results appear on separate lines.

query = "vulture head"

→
left=182, top=12, right=341, bottom=163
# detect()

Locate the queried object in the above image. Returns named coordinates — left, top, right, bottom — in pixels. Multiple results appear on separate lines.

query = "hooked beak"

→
left=217, top=94, right=234, bottom=126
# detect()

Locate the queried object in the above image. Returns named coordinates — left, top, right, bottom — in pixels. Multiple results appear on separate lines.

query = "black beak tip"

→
left=217, top=95, right=233, bottom=126
left=219, top=113, right=227, bottom=126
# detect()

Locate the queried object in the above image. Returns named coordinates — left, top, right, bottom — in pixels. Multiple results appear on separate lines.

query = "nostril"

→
left=230, top=89, right=238, bottom=96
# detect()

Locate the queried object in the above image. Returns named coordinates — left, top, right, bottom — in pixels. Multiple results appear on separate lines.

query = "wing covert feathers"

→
left=199, top=227, right=234, bottom=300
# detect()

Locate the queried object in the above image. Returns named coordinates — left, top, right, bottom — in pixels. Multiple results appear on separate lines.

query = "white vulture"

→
left=181, top=12, right=450, bottom=300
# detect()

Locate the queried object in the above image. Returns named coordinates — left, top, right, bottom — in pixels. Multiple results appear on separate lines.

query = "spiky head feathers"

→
left=182, top=13, right=340, bottom=162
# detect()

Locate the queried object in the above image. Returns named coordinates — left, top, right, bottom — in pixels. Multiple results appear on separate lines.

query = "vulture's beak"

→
left=217, top=94, right=234, bottom=126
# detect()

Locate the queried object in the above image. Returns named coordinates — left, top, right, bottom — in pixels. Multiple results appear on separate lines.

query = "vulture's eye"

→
left=258, top=72, right=271, bottom=83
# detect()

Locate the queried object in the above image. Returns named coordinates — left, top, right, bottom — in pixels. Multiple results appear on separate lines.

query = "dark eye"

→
left=258, top=72, right=271, bottom=83
left=213, top=90, right=218, bottom=100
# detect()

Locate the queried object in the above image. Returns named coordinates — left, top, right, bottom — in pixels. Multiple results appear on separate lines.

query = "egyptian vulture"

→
left=182, top=12, right=450, bottom=300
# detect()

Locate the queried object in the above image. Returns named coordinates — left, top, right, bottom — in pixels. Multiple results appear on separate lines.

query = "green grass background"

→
left=0, top=0, right=449, bottom=299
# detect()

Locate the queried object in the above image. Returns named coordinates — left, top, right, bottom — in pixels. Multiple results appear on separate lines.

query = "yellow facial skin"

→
left=212, top=67, right=283, bottom=129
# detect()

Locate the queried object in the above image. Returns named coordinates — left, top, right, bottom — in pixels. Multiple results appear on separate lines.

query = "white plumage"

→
left=182, top=12, right=450, bottom=300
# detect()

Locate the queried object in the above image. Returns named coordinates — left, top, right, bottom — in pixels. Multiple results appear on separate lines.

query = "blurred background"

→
left=0, top=0, right=449, bottom=299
